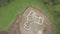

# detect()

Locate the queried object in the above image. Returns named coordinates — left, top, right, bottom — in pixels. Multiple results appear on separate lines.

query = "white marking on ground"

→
left=27, top=10, right=36, bottom=18
left=37, top=29, right=43, bottom=34
left=24, top=10, right=45, bottom=34
left=24, top=21, right=31, bottom=31
left=38, top=17, right=44, bottom=25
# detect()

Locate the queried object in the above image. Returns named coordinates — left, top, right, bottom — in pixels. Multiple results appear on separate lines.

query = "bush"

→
left=50, top=0, right=60, bottom=5
left=0, top=0, right=13, bottom=7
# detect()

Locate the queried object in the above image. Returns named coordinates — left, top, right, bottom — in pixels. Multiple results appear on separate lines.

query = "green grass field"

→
left=0, top=0, right=60, bottom=34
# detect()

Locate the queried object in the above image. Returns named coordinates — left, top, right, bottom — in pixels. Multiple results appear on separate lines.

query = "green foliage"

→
left=52, top=11, right=60, bottom=18
left=42, top=0, right=60, bottom=6
left=0, top=0, right=13, bottom=7
left=43, top=0, right=60, bottom=34
left=51, top=0, right=60, bottom=5
left=48, top=4, right=60, bottom=34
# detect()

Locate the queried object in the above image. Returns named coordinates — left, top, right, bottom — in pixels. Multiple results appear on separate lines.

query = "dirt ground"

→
left=0, top=7, right=54, bottom=34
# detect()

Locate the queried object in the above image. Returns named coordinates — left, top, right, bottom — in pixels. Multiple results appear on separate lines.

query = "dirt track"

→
left=0, top=7, right=53, bottom=34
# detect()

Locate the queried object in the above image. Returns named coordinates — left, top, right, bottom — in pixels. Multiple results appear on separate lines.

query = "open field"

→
left=0, top=0, right=60, bottom=34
